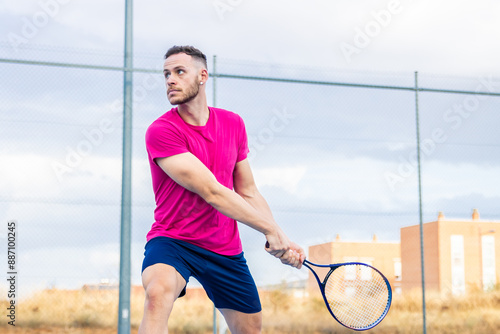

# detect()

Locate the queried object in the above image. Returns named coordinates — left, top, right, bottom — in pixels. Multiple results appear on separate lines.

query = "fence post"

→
left=118, top=0, right=133, bottom=333
left=212, top=54, right=218, bottom=334
left=414, top=71, right=427, bottom=334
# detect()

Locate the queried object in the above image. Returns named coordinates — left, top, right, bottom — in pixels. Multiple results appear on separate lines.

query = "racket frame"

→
left=303, top=259, right=392, bottom=331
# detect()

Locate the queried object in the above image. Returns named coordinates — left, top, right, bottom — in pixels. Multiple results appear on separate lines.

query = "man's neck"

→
left=177, top=99, right=209, bottom=126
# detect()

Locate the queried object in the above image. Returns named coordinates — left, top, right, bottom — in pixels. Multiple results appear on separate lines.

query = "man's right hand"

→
left=265, top=238, right=305, bottom=269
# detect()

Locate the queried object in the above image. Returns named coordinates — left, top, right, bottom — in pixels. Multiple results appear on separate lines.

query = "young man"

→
left=140, top=45, right=305, bottom=334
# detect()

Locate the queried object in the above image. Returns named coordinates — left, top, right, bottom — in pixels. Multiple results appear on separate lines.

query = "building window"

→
left=451, top=235, right=465, bottom=295
left=394, top=260, right=402, bottom=281
left=359, top=257, right=373, bottom=281
left=482, top=235, right=496, bottom=291
left=343, top=257, right=357, bottom=281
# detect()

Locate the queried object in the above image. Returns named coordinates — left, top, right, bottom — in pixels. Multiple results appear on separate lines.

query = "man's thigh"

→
left=139, top=264, right=186, bottom=334
left=142, top=263, right=187, bottom=303
left=219, top=308, right=262, bottom=334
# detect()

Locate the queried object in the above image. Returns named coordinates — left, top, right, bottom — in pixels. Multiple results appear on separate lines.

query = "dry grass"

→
left=2, top=286, right=500, bottom=333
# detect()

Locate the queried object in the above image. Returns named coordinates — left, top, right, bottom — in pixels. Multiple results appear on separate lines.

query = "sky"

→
left=0, top=0, right=499, bottom=298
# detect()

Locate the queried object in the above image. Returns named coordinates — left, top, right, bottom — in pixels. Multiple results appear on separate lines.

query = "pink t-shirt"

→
left=145, top=107, right=249, bottom=256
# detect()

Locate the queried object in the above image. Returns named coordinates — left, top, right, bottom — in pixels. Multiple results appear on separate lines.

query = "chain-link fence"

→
left=1, top=44, right=499, bottom=331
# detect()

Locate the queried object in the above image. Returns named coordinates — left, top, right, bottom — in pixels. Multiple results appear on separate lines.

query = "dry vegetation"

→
left=2, top=285, right=500, bottom=333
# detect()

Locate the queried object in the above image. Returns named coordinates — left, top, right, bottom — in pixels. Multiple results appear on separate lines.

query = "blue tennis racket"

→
left=304, top=259, right=392, bottom=330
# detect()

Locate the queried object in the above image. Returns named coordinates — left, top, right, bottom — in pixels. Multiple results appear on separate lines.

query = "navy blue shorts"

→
left=142, top=236, right=262, bottom=314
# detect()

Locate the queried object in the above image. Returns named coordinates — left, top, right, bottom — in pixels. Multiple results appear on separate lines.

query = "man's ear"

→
left=199, top=67, right=209, bottom=84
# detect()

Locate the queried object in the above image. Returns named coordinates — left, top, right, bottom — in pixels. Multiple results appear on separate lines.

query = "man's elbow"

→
left=235, top=186, right=258, bottom=200
left=202, top=183, right=225, bottom=207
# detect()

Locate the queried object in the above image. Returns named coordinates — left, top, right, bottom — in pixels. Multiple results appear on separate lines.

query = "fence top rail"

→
left=1, top=57, right=500, bottom=97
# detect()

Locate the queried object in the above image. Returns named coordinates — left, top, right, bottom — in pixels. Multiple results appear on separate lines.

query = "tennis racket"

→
left=266, top=242, right=392, bottom=330
left=304, top=259, right=392, bottom=330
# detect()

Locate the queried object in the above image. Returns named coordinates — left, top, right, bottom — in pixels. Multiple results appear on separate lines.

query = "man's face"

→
left=163, top=53, right=202, bottom=105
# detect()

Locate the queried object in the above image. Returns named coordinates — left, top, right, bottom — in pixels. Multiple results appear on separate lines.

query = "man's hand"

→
left=265, top=239, right=306, bottom=269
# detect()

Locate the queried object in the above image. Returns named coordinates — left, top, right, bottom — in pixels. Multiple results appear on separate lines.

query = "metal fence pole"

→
left=213, top=55, right=217, bottom=108
left=212, top=54, right=218, bottom=334
left=118, top=0, right=133, bottom=333
left=414, top=71, right=427, bottom=334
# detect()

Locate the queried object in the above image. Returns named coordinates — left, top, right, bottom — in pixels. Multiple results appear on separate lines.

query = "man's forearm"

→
left=238, top=189, right=274, bottom=222
left=205, top=184, right=278, bottom=235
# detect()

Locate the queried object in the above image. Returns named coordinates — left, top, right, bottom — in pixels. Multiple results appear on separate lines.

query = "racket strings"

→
left=324, top=264, right=390, bottom=329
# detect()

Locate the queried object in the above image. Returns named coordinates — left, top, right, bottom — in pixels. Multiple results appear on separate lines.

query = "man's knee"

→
left=144, top=282, right=175, bottom=312
left=142, top=264, right=185, bottom=313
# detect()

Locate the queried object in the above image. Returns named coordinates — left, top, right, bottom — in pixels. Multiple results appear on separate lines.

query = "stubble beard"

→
left=168, top=79, right=200, bottom=105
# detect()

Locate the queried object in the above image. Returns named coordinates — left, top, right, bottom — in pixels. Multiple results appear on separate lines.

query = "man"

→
left=140, top=45, right=305, bottom=334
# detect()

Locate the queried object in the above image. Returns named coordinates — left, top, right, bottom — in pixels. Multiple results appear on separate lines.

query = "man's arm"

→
left=233, top=158, right=305, bottom=268
left=156, top=153, right=303, bottom=268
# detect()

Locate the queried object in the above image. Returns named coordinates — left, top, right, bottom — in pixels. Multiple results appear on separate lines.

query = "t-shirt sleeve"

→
left=146, top=121, right=188, bottom=164
left=237, top=116, right=250, bottom=162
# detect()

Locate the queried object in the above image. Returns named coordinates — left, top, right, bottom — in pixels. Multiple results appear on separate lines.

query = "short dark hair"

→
left=164, top=45, right=207, bottom=69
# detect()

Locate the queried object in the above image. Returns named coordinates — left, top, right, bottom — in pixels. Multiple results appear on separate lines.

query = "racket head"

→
left=307, top=261, right=392, bottom=331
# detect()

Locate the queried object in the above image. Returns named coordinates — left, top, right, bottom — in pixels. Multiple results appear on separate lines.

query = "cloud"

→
left=254, top=165, right=307, bottom=194
left=421, top=161, right=500, bottom=200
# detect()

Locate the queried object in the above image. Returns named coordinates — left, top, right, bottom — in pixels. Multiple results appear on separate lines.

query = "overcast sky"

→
left=0, top=0, right=499, bottom=297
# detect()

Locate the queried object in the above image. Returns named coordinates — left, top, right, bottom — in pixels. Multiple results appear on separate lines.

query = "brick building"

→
left=401, top=209, right=499, bottom=295
left=306, top=209, right=499, bottom=296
